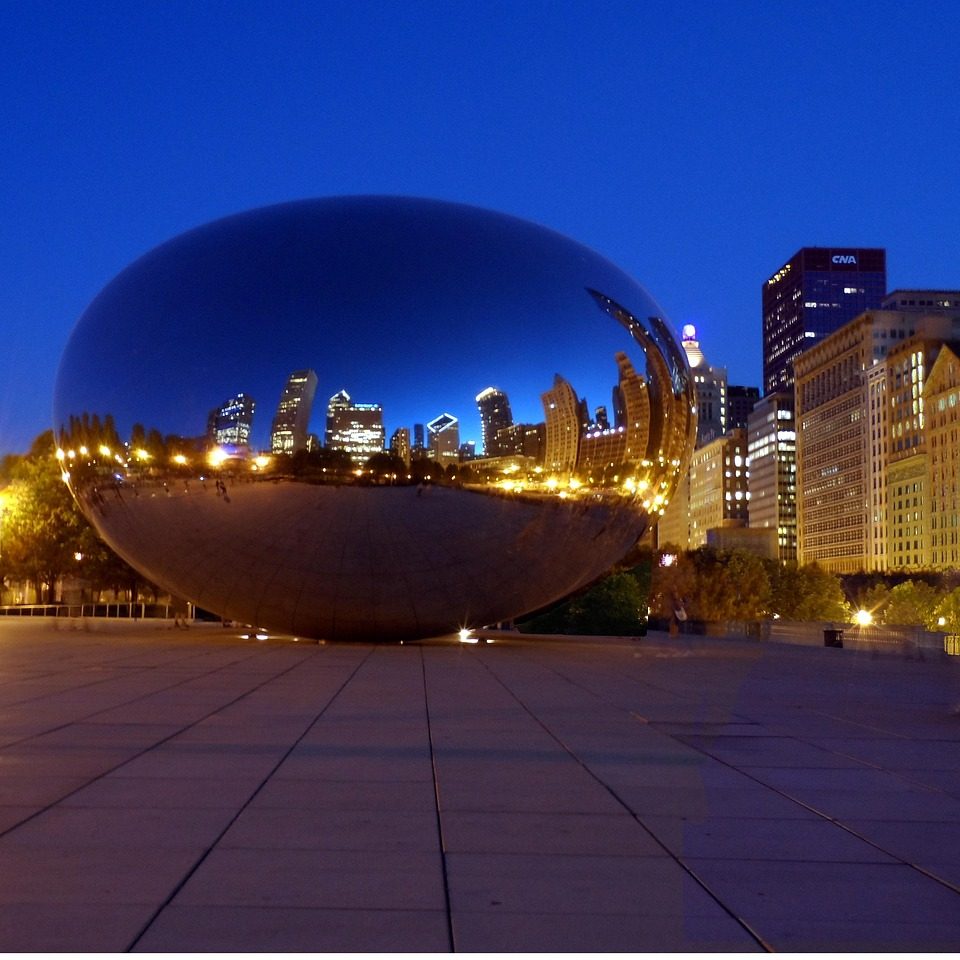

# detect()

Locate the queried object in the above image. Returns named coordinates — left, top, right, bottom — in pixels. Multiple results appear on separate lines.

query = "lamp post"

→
left=0, top=492, right=7, bottom=606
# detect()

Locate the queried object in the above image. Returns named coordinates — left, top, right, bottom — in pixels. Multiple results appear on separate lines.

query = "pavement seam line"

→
left=125, top=642, right=378, bottom=951
left=0, top=645, right=320, bottom=840
left=418, top=645, right=456, bottom=952
left=545, top=641, right=960, bottom=902
left=473, top=647, right=774, bottom=953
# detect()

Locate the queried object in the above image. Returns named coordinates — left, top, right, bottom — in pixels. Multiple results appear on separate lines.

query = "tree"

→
left=520, top=569, right=648, bottom=636
left=855, top=582, right=891, bottom=623
left=2, top=431, right=158, bottom=604
left=769, top=563, right=850, bottom=621
left=932, top=588, right=960, bottom=634
left=566, top=571, right=647, bottom=635
left=3, top=443, right=88, bottom=601
left=882, top=580, right=941, bottom=627
left=648, top=548, right=697, bottom=619
left=688, top=547, right=770, bottom=621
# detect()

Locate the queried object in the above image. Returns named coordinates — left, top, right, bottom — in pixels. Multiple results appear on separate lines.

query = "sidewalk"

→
left=0, top=621, right=959, bottom=951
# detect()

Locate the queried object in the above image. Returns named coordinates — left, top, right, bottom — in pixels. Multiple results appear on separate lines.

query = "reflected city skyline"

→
left=57, top=334, right=680, bottom=491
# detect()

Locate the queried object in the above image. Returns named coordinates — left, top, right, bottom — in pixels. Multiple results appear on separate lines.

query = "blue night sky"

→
left=2, top=0, right=959, bottom=454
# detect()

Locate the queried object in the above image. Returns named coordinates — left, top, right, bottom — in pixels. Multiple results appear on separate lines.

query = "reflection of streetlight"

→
left=207, top=448, right=228, bottom=468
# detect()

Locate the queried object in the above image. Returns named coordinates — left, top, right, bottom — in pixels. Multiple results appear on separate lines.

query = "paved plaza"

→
left=0, top=619, right=959, bottom=952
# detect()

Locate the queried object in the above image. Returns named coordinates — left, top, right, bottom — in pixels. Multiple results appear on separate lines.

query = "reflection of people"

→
left=669, top=598, right=687, bottom=636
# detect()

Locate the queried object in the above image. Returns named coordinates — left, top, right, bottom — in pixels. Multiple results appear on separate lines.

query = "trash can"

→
left=823, top=628, right=844, bottom=648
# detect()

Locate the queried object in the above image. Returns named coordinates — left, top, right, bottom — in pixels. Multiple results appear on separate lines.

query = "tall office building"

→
left=475, top=387, right=513, bottom=456
left=727, top=385, right=760, bottom=431
left=427, top=413, right=460, bottom=464
left=926, top=344, right=960, bottom=569
left=541, top=374, right=581, bottom=476
left=883, top=335, right=950, bottom=570
left=762, top=247, right=886, bottom=395
left=412, top=423, right=425, bottom=458
left=389, top=427, right=411, bottom=467
left=688, top=429, right=749, bottom=548
left=578, top=352, right=650, bottom=477
left=794, top=309, right=959, bottom=572
left=270, top=369, right=317, bottom=454
left=325, top=389, right=385, bottom=464
left=681, top=324, right=727, bottom=446
left=747, top=392, right=796, bottom=561
left=208, top=393, right=255, bottom=448
left=496, top=423, right=546, bottom=462
left=882, top=290, right=960, bottom=313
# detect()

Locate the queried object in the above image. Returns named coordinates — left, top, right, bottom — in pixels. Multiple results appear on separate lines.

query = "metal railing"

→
left=0, top=602, right=176, bottom=619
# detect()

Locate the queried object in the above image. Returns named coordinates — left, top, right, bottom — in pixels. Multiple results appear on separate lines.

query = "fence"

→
left=0, top=602, right=177, bottom=620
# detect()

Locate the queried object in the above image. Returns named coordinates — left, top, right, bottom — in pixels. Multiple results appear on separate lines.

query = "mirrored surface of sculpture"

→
left=54, top=197, right=696, bottom=640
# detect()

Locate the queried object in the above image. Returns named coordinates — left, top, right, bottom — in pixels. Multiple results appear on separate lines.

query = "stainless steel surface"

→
left=54, top=196, right=695, bottom=640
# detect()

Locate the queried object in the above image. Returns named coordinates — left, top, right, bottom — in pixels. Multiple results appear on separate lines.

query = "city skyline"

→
left=3, top=2, right=959, bottom=455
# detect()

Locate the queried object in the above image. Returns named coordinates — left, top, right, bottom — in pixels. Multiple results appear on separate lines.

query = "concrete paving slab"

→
left=0, top=842, right=204, bottom=904
left=746, top=917, right=960, bottom=953
left=641, top=814, right=897, bottom=862
left=0, top=902, right=156, bottom=952
left=444, top=850, right=722, bottom=916
left=2, top=804, right=236, bottom=848
left=251, top=776, right=439, bottom=811
left=0, top=621, right=959, bottom=951
left=133, top=905, right=451, bottom=952
left=220, top=805, right=441, bottom=852
left=173, top=847, right=447, bottom=911
left=60, top=773, right=261, bottom=809
left=450, top=907, right=763, bottom=952
left=686, top=858, right=960, bottom=926
left=440, top=810, right=665, bottom=856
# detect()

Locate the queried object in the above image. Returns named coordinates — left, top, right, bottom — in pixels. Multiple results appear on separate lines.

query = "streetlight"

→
left=0, top=490, right=9, bottom=605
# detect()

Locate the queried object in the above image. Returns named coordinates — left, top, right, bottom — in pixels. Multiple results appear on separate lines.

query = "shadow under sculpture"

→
left=54, top=196, right=696, bottom=641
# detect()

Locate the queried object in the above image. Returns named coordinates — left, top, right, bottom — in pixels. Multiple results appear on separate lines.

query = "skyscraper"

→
left=325, top=389, right=385, bottom=464
left=762, top=247, right=886, bottom=395
left=727, top=385, right=760, bottom=431
left=208, top=393, right=255, bottom=449
left=427, top=413, right=460, bottom=464
left=270, top=369, right=317, bottom=454
left=681, top=324, right=727, bottom=446
left=747, top=392, right=796, bottom=561
left=541, top=374, right=581, bottom=476
left=794, top=308, right=958, bottom=572
left=688, top=429, right=749, bottom=548
left=475, top=387, right=513, bottom=456
left=578, top=352, right=650, bottom=477
left=389, top=427, right=411, bottom=467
